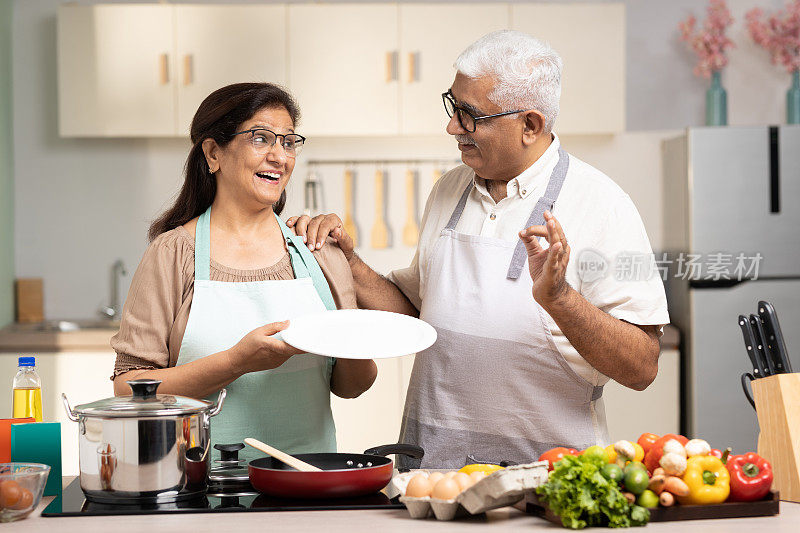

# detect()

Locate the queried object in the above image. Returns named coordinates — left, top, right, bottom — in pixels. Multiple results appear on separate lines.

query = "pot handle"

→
left=61, top=393, right=79, bottom=422
left=363, top=443, right=424, bottom=459
left=209, top=388, right=227, bottom=417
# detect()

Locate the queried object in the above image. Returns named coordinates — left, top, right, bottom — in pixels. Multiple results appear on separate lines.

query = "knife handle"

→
left=758, top=300, right=793, bottom=373
left=738, top=315, right=762, bottom=378
left=750, top=314, right=776, bottom=377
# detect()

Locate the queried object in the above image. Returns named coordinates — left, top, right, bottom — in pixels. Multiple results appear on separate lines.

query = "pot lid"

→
left=72, top=379, right=212, bottom=417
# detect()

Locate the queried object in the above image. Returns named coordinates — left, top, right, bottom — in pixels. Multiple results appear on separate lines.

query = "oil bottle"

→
left=12, top=356, right=42, bottom=421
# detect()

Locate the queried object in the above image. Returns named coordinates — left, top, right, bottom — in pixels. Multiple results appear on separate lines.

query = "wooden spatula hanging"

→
left=370, top=169, right=390, bottom=249
left=342, top=168, right=359, bottom=247
left=402, top=169, right=419, bottom=247
left=432, top=166, right=444, bottom=184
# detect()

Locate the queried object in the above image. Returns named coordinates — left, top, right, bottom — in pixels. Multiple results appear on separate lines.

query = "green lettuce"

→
left=535, top=454, right=650, bottom=529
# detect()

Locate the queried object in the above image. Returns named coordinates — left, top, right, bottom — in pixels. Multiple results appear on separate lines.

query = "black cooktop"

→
left=42, top=478, right=403, bottom=517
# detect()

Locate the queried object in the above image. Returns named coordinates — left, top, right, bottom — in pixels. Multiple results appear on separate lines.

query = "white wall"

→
left=12, top=0, right=791, bottom=319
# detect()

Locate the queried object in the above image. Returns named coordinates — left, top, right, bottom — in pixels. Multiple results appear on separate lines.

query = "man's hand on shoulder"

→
left=286, top=213, right=355, bottom=263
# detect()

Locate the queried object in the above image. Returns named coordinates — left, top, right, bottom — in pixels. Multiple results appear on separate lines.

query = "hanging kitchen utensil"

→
left=247, top=443, right=423, bottom=499
left=370, top=168, right=391, bottom=249
left=244, top=438, right=321, bottom=472
left=432, top=165, right=444, bottom=184
left=402, top=168, right=419, bottom=247
left=738, top=315, right=763, bottom=379
left=303, top=169, right=324, bottom=217
left=750, top=314, right=777, bottom=376
left=758, top=300, right=793, bottom=373
left=342, top=168, right=359, bottom=247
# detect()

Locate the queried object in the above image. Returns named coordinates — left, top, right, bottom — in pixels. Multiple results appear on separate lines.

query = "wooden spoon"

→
left=244, top=438, right=322, bottom=472
left=370, top=169, right=390, bottom=249
left=342, top=169, right=359, bottom=247
left=402, top=169, right=419, bottom=247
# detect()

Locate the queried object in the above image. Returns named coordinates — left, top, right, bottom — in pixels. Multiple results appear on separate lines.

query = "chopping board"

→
left=342, top=169, right=359, bottom=247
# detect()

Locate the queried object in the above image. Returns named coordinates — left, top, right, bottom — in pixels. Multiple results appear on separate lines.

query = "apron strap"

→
left=506, top=147, right=570, bottom=280
left=275, top=213, right=337, bottom=311
left=192, top=207, right=336, bottom=311
left=194, top=208, right=212, bottom=281
left=444, top=183, right=474, bottom=231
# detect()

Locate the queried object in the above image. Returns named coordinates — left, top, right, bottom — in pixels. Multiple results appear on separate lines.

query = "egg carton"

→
left=396, top=461, right=549, bottom=521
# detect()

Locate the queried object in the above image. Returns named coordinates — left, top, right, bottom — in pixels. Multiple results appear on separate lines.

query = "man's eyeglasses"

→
left=231, top=128, right=306, bottom=157
left=442, top=90, right=531, bottom=133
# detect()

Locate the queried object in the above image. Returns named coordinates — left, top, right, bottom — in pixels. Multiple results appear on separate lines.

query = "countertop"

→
left=11, top=477, right=797, bottom=532
left=0, top=322, right=680, bottom=353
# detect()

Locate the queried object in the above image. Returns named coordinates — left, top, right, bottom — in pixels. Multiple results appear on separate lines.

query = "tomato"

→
left=538, top=447, right=578, bottom=471
left=643, top=434, right=689, bottom=473
left=637, top=433, right=660, bottom=455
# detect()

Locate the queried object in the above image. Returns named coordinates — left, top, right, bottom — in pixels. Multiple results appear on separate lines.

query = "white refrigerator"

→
left=662, top=125, right=800, bottom=453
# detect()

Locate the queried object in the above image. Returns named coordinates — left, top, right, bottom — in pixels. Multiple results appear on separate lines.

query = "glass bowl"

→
left=0, top=463, right=51, bottom=522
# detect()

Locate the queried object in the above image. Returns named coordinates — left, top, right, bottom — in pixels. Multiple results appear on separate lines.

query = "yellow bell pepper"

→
left=678, top=455, right=730, bottom=505
left=605, top=442, right=645, bottom=464
left=458, top=463, right=505, bottom=475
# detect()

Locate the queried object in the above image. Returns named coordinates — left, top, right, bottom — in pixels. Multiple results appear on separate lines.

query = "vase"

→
left=705, top=70, right=727, bottom=126
left=788, top=70, right=800, bottom=125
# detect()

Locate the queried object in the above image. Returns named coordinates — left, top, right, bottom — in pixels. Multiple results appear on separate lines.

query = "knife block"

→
left=752, top=373, right=800, bottom=502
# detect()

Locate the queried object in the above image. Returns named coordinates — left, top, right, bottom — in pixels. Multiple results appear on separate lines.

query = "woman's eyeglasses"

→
left=231, top=128, right=306, bottom=157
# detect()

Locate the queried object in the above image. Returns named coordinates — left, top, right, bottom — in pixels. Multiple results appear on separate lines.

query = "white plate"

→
left=281, top=309, right=437, bottom=359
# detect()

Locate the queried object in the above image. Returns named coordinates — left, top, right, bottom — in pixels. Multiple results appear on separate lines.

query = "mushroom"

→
left=684, top=439, right=711, bottom=457
left=662, top=439, right=687, bottom=458
left=659, top=452, right=687, bottom=476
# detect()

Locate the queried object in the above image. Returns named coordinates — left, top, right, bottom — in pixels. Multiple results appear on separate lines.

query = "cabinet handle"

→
left=385, top=51, right=398, bottom=83
left=408, top=51, right=420, bottom=83
left=183, top=54, right=193, bottom=86
left=159, top=53, right=170, bottom=85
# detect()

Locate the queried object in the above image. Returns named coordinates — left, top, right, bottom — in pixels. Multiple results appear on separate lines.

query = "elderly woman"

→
left=111, top=83, right=377, bottom=458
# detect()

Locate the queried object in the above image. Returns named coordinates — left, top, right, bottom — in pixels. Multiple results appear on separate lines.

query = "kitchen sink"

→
left=7, top=319, right=121, bottom=333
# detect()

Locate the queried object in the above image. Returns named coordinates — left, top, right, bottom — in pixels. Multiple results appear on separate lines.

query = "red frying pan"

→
left=246, top=442, right=423, bottom=499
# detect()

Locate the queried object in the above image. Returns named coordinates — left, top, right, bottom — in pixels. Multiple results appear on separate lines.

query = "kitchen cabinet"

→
left=0, top=351, right=116, bottom=476
left=511, top=3, right=625, bottom=135
left=398, top=4, right=509, bottom=135
left=175, top=5, right=287, bottom=136
left=58, top=4, right=176, bottom=137
left=58, top=3, right=625, bottom=137
left=58, top=4, right=287, bottom=137
left=288, top=4, right=399, bottom=136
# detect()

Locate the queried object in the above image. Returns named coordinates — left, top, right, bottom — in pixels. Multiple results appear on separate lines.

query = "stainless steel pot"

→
left=62, top=379, right=226, bottom=503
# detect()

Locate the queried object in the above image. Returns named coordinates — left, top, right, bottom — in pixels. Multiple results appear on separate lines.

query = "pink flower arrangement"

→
left=679, top=0, right=735, bottom=78
left=746, top=1, right=800, bottom=74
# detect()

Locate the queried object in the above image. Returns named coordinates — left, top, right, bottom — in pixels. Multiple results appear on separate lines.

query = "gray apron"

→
left=399, top=148, right=604, bottom=469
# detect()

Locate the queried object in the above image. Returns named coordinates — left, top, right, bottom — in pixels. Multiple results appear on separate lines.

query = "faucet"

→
left=98, top=259, right=127, bottom=320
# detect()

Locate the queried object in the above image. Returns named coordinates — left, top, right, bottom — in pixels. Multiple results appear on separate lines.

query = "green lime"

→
left=624, top=461, right=647, bottom=474
left=601, top=463, right=624, bottom=484
left=581, top=445, right=609, bottom=463
left=624, top=468, right=650, bottom=495
left=636, top=489, right=659, bottom=508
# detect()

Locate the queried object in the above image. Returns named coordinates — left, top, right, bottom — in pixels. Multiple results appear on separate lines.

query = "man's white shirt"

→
left=389, top=134, right=670, bottom=386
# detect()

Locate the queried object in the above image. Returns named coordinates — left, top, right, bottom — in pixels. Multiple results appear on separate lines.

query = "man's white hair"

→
left=454, top=30, right=562, bottom=133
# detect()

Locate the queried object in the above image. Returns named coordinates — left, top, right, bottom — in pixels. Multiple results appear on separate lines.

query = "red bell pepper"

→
left=726, top=452, right=773, bottom=502
left=709, top=447, right=732, bottom=463
left=643, top=433, right=689, bottom=473
left=538, top=447, right=578, bottom=471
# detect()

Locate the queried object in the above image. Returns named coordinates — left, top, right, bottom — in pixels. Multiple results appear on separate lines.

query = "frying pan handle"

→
left=363, top=443, right=424, bottom=459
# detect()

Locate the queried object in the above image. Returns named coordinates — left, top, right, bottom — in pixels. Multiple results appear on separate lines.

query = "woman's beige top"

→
left=110, top=226, right=357, bottom=378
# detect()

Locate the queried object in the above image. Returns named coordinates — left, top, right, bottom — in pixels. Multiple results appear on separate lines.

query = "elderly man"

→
left=289, top=30, right=669, bottom=468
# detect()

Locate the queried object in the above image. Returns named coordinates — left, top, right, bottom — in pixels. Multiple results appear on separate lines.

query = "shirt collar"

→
left=473, top=133, right=561, bottom=200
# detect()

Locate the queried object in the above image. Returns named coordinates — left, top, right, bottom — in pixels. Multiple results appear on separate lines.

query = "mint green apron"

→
left=176, top=207, right=337, bottom=462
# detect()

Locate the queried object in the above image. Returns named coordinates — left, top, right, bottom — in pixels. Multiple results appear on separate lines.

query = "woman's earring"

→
left=208, top=166, right=215, bottom=174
